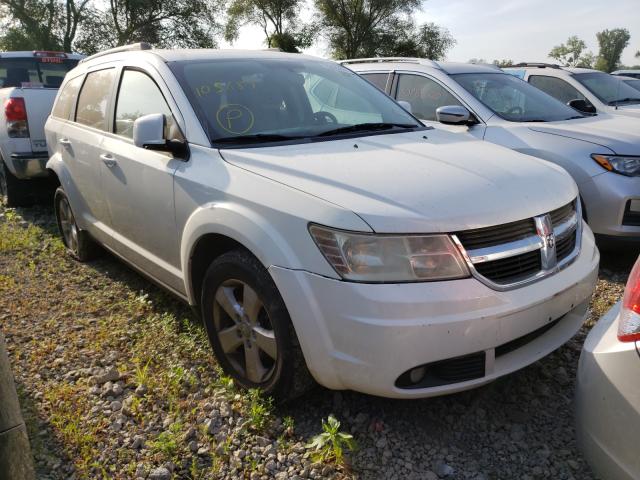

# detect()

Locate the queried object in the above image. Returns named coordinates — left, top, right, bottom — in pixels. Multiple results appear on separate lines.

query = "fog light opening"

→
left=409, top=366, right=427, bottom=384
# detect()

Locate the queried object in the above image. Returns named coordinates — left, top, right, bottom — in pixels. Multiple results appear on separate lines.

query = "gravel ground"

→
left=0, top=204, right=636, bottom=480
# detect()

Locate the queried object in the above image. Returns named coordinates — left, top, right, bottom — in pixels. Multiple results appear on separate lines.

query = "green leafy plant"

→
left=306, top=415, right=356, bottom=464
left=247, top=389, right=273, bottom=432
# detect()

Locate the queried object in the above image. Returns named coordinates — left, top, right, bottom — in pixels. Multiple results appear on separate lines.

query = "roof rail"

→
left=339, top=57, right=441, bottom=69
left=79, top=42, right=152, bottom=63
left=512, top=62, right=561, bottom=69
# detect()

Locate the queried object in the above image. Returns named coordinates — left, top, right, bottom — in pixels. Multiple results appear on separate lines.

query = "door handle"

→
left=59, top=138, right=72, bottom=146
left=100, top=154, right=117, bottom=168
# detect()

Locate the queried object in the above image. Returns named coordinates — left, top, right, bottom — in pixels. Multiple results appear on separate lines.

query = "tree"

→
left=548, top=35, right=594, bottom=67
left=314, top=0, right=421, bottom=59
left=75, top=0, right=225, bottom=54
left=594, top=28, right=630, bottom=72
left=0, top=0, right=91, bottom=51
left=636, top=50, right=640, bottom=58
left=371, top=19, right=455, bottom=59
left=225, top=0, right=311, bottom=52
left=492, top=59, right=513, bottom=68
left=467, top=58, right=486, bottom=64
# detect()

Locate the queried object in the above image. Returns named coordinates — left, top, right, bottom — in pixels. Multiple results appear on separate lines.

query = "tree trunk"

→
left=0, top=331, right=35, bottom=480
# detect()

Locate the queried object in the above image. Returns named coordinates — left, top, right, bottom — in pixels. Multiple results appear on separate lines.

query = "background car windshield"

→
left=574, top=72, right=640, bottom=105
left=453, top=73, right=582, bottom=122
left=170, top=58, right=420, bottom=143
left=0, top=58, right=79, bottom=88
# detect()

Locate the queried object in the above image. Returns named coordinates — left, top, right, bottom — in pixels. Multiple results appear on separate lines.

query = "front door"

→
left=99, top=68, right=184, bottom=291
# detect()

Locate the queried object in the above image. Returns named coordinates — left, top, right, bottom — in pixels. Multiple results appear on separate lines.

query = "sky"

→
left=220, top=0, right=640, bottom=65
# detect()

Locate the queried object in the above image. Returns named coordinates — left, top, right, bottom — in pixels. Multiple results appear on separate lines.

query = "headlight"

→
left=309, top=225, right=470, bottom=282
left=592, top=154, right=640, bottom=177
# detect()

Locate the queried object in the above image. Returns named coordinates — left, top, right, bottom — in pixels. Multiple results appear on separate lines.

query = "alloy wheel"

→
left=58, top=197, right=79, bottom=253
left=213, top=279, right=278, bottom=384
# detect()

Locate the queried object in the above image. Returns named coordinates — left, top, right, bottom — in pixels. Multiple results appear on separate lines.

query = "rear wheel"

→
left=54, top=187, right=99, bottom=261
left=201, top=250, right=313, bottom=402
left=0, top=158, right=33, bottom=207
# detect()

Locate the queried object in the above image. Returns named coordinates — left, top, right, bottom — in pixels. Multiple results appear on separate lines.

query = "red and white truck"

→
left=0, top=51, right=83, bottom=206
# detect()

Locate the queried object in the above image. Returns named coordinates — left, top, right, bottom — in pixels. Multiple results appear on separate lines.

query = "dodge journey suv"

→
left=45, top=45, right=599, bottom=400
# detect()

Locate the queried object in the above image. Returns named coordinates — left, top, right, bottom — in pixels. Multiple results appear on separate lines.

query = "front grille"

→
left=474, top=250, right=542, bottom=284
left=550, top=202, right=575, bottom=226
left=556, top=231, right=576, bottom=261
left=456, top=218, right=536, bottom=250
left=623, top=200, right=640, bottom=226
left=455, top=200, right=580, bottom=288
left=396, top=352, right=486, bottom=389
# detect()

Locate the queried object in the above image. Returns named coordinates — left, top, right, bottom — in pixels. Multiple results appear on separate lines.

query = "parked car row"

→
left=0, top=44, right=637, bottom=478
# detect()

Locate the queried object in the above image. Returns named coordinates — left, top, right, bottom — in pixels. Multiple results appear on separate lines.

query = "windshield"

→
left=169, top=58, right=422, bottom=146
left=622, top=78, right=640, bottom=93
left=0, top=57, right=79, bottom=88
left=453, top=72, right=583, bottom=122
left=573, top=72, right=640, bottom=105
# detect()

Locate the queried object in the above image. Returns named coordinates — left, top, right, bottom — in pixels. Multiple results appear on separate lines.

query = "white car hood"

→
left=613, top=104, right=640, bottom=118
left=528, top=114, right=640, bottom=155
left=220, top=130, right=577, bottom=233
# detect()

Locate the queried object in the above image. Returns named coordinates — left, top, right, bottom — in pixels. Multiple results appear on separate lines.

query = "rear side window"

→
left=528, top=75, right=585, bottom=103
left=361, top=73, right=389, bottom=92
left=52, top=76, right=83, bottom=120
left=75, top=69, right=116, bottom=131
left=396, top=74, right=462, bottom=121
left=0, top=58, right=79, bottom=88
left=114, top=69, right=177, bottom=139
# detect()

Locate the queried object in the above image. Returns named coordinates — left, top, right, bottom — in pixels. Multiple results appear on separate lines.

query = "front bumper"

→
left=270, top=227, right=599, bottom=398
left=8, top=152, right=49, bottom=179
left=575, top=302, right=640, bottom=480
left=580, top=171, right=640, bottom=238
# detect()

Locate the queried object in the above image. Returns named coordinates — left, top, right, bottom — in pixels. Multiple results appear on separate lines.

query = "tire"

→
left=54, top=187, right=99, bottom=262
left=0, top=158, right=34, bottom=207
left=201, top=250, right=314, bottom=402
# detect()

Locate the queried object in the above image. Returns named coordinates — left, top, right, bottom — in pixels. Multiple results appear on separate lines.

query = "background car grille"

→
left=455, top=200, right=579, bottom=287
left=622, top=200, right=640, bottom=226
left=456, top=218, right=536, bottom=249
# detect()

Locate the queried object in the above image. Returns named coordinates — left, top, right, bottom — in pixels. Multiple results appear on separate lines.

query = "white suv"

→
left=504, top=64, right=640, bottom=119
left=345, top=58, right=640, bottom=242
left=45, top=45, right=598, bottom=400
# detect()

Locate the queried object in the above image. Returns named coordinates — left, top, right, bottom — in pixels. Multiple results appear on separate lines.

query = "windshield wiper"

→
left=315, top=122, right=417, bottom=137
left=519, top=119, right=549, bottom=123
left=608, top=98, right=640, bottom=105
left=214, top=133, right=304, bottom=144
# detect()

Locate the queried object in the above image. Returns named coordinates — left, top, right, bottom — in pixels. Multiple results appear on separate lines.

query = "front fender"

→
left=180, top=201, right=341, bottom=305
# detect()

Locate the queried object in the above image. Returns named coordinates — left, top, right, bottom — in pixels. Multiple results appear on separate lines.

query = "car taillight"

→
left=4, top=97, right=29, bottom=138
left=618, top=256, right=640, bottom=342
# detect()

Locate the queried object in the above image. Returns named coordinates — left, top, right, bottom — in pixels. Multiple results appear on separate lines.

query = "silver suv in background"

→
left=0, top=51, right=82, bottom=206
left=345, top=58, right=640, bottom=243
left=504, top=64, right=640, bottom=119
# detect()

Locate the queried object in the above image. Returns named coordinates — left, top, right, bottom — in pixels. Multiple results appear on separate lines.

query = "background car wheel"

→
left=0, top=158, right=33, bottom=207
left=201, top=250, right=314, bottom=402
left=54, top=187, right=99, bottom=262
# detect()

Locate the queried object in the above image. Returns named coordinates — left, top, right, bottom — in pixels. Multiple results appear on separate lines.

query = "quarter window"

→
left=75, top=69, right=116, bottom=131
left=395, top=74, right=462, bottom=121
left=52, top=75, right=83, bottom=120
left=528, top=75, right=585, bottom=103
left=114, top=69, right=177, bottom=139
left=361, top=73, right=389, bottom=92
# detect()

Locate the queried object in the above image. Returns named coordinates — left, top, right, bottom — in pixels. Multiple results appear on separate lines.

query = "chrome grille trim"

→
left=452, top=200, right=582, bottom=291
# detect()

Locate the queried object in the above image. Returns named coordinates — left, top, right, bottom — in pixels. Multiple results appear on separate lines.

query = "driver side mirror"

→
left=397, top=100, right=412, bottom=113
left=436, top=105, right=473, bottom=125
left=567, top=98, right=596, bottom=114
left=133, top=113, right=188, bottom=159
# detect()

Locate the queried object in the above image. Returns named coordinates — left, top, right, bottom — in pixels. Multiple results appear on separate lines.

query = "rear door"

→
left=99, top=67, right=184, bottom=291
left=63, top=67, right=118, bottom=226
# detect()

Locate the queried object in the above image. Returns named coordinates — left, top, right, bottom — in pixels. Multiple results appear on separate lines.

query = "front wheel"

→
left=201, top=250, right=313, bottom=402
left=54, top=187, right=99, bottom=261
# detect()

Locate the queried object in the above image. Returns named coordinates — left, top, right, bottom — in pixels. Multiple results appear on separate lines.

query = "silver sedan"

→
left=575, top=255, right=640, bottom=480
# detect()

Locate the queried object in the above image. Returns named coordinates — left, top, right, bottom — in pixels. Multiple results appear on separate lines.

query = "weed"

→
left=133, top=358, right=152, bottom=388
left=306, top=415, right=356, bottom=464
left=247, top=389, right=273, bottom=433
left=148, top=421, right=183, bottom=459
